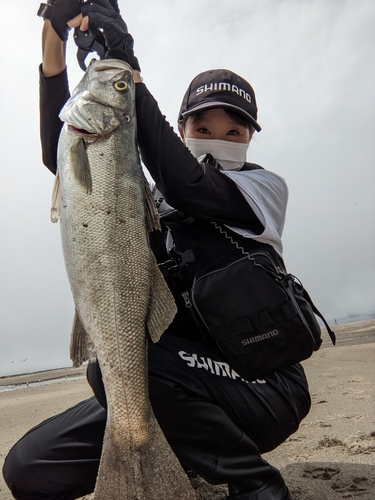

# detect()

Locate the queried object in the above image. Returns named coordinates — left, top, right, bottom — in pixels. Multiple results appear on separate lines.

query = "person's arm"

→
left=38, top=0, right=84, bottom=173
left=77, top=2, right=262, bottom=229
left=39, top=20, right=70, bottom=174
left=135, top=84, right=265, bottom=232
left=41, top=19, right=66, bottom=76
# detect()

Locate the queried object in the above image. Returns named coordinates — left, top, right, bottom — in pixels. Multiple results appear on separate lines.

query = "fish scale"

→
left=54, top=59, right=196, bottom=500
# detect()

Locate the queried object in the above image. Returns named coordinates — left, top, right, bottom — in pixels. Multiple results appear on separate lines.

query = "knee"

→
left=3, top=428, right=56, bottom=500
left=3, top=443, right=37, bottom=500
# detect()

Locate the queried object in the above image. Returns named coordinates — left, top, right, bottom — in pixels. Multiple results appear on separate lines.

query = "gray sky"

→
left=1, top=0, right=374, bottom=377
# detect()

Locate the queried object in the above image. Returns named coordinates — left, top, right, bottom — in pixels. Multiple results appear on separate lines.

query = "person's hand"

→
left=81, top=0, right=141, bottom=71
left=37, top=0, right=81, bottom=42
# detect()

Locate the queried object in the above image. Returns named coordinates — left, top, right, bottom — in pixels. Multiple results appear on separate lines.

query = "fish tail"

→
left=51, top=170, right=60, bottom=223
left=94, top=420, right=196, bottom=499
left=137, top=420, right=197, bottom=499
left=147, top=255, right=177, bottom=342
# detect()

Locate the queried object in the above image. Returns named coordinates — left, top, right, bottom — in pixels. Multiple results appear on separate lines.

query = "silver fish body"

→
left=55, top=59, right=196, bottom=500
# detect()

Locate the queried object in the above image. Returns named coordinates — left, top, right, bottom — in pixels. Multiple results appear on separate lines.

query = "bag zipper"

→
left=182, top=289, right=211, bottom=341
left=181, top=290, right=192, bottom=308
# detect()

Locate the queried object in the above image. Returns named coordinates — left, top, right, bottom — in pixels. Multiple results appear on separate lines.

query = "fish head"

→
left=60, top=59, right=135, bottom=137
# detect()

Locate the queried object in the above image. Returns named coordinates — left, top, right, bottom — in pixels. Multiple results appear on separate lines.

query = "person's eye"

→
left=227, top=129, right=240, bottom=136
left=197, top=127, right=210, bottom=134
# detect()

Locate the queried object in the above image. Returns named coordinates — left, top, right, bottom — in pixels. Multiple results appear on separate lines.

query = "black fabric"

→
left=157, top=220, right=279, bottom=343
left=86, top=360, right=107, bottom=409
left=3, top=336, right=310, bottom=500
left=157, top=219, right=333, bottom=380
left=39, top=66, right=69, bottom=174
left=37, top=0, right=81, bottom=42
left=227, top=475, right=291, bottom=500
left=81, top=0, right=141, bottom=70
left=3, top=397, right=105, bottom=500
left=190, top=247, right=324, bottom=380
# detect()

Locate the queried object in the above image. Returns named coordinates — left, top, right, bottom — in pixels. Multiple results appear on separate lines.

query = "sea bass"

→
left=52, top=59, right=196, bottom=500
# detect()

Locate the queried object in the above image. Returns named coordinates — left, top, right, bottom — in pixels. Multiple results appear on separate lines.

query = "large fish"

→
left=52, top=59, right=196, bottom=500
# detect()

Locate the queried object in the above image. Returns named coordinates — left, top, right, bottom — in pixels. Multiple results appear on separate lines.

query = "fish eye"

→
left=114, top=81, right=129, bottom=92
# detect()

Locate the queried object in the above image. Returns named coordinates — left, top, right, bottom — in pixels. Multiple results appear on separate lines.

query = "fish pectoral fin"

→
left=147, top=255, right=177, bottom=343
left=71, top=138, right=92, bottom=194
left=70, top=311, right=91, bottom=367
left=51, top=170, right=60, bottom=223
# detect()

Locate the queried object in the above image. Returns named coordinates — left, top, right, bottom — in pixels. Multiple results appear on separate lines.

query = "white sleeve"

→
left=222, top=169, right=288, bottom=256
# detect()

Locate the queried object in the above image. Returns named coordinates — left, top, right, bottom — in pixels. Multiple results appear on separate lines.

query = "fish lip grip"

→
left=74, top=27, right=107, bottom=71
left=37, top=0, right=106, bottom=71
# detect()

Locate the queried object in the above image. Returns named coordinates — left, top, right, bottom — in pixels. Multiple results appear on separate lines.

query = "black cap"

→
left=178, top=69, right=261, bottom=132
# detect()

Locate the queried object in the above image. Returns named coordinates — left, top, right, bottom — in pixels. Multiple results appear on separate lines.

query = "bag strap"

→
left=210, top=222, right=281, bottom=266
left=301, top=287, right=336, bottom=345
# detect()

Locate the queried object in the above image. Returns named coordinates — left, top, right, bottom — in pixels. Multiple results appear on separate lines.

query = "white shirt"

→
left=222, top=169, right=288, bottom=256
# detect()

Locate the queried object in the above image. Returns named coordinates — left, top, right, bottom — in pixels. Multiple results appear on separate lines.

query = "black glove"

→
left=81, top=0, right=141, bottom=71
left=37, top=0, right=81, bottom=42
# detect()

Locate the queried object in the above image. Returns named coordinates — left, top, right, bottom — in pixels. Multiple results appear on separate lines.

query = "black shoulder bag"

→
left=188, top=223, right=336, bottom=381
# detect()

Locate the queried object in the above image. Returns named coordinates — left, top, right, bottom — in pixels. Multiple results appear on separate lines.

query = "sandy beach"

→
left=1, top=320, right=374, bottom=499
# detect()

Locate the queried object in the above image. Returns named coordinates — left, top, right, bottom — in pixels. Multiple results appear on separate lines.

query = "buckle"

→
left=37, top=3, right=52, bottom=20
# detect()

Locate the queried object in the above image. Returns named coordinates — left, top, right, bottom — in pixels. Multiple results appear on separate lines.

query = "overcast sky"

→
left=0, top=0, right=374, bottom=377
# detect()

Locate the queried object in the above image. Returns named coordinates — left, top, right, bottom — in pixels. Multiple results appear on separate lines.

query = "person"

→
left=2, top=1, right=311, bottom=499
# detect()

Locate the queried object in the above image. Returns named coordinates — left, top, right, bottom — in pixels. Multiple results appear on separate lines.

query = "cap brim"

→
left=181, top=101, right=262, bottom=132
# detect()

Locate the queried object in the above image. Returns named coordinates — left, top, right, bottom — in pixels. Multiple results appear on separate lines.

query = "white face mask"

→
left=185, top=138, right=249, bottom=171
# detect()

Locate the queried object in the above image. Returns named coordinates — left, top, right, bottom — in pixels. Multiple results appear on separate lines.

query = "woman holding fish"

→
left=3, top=1, right=311, bottom=499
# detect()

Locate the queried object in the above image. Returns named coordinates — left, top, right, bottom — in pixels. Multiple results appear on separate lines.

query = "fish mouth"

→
left=67, top=124, right=99, bottom=137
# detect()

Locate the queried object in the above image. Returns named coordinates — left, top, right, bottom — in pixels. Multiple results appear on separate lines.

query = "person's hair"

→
left=178, top=108, right=255, bottom=135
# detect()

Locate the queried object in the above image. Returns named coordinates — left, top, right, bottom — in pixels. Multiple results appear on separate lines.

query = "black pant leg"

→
left=148, top=335, right=310, bottom=491
left=3, top=396, right=106, bottom=500
left=3, top=334, right=310, bottom=499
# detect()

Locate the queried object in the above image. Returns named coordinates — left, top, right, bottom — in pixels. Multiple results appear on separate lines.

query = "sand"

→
left=1, top=320, right=374, bottom=499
